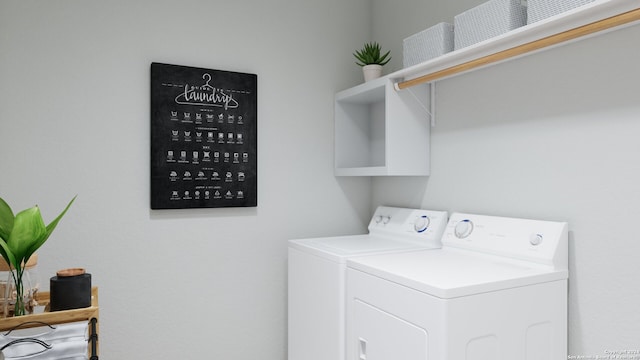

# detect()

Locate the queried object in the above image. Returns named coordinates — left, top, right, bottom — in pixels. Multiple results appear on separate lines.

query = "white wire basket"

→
left=0, top=321, right=91, bottom=359
left=527, top=0, right=595, bottom=24
left=454, top=0, right=527, bottom=50
left=403, top=22, right=455, bottom=68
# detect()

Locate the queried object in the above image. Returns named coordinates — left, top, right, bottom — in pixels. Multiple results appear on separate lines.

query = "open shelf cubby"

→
left=335, top=77, right=430, bottom=176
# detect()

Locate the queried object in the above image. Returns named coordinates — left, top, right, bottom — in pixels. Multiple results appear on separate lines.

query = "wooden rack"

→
left=0, top=287, right=99, bottom=358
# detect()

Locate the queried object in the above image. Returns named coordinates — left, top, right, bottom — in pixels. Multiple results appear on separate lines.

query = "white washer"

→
left=288, top=206, right=448, bottom=360
left=346, top=212, right=568, bottom=360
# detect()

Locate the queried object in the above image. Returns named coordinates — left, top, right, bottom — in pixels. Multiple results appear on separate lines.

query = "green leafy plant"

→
left=0, top=196, right=75, bottom=316
left=353, top=42, right=391, bottom=67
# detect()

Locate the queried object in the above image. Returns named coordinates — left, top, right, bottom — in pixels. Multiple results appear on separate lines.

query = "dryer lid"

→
left=347, top=248, right=568, bottom=299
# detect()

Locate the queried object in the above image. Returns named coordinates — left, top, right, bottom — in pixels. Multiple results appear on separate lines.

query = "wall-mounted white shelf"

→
left=334, top=0, right=640, bottom=177
left=394, top=0, right=640, bottom=88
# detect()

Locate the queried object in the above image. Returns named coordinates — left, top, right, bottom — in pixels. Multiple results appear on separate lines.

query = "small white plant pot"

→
left=362, top=64, right=383, bottom=82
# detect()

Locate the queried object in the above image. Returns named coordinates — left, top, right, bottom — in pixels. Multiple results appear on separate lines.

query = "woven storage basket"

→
left=454, top=0, right=527, bottom=50
left=403, top=22, right=454, bottom=68
left=527, top=0, right=595, bottom=24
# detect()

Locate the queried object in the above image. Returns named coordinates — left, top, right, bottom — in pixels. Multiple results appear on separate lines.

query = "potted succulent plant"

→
left=353, top=42, right=391, bottom=82
left=0, top=196, right=75, bottom=316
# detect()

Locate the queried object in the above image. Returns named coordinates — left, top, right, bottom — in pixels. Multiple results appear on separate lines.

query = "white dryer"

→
left=288, top=206, right=448, bottom=360
left=346, top=212, right=568, bottom=360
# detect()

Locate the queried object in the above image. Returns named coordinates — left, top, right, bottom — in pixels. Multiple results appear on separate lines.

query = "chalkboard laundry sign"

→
left=150, top=63, right=257, bottom=209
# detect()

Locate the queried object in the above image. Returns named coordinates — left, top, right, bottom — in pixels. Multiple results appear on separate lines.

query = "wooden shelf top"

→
left=0, top=287, right=99, bottom=331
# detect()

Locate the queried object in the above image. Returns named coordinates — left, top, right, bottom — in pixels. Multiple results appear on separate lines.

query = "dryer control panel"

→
left=443, top=213, right=568, bottom=269
left=368, top=206, right=448, bottom=246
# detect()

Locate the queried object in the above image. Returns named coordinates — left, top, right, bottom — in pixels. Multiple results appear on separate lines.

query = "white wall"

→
left=372, top=1, right=640, bottom=357
left=0, top=1, right=371, bottom=359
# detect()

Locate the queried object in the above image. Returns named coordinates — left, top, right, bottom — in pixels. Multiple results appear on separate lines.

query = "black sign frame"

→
left=150, top=63, right=257, bottom=209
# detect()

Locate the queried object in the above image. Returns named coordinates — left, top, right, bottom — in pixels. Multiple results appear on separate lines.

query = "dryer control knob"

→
left=374, top=215, right=383, bottom=224
left=454, top=220, right=474, bottom=239
left=382, top=216, right=391, bottom=224
left=530, top=234, right=543, bottom=246
left=414, top=216, right=430, bottom=233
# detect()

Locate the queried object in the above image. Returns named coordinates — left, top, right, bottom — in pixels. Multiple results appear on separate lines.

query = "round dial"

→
left=454, top=219, right=474, bottom=239
left=529, top=234, right=543, bottom=246
left=414, top=215, right=430, bottom=233
left=382, top=216, right=391, bottom=224
left=374, top=215, right=383, bottom=224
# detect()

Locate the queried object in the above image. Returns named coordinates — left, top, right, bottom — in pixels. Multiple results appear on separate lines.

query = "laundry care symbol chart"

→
left=151, top=63, right=257, bottom=209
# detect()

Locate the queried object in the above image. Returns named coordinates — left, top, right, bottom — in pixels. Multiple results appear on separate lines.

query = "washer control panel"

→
left=443, top=213, right=568, bottom=268
left=368, top=206, right=448, bottom=245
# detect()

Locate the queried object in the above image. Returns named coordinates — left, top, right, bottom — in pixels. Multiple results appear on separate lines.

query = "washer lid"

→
left=347, top=248, right=568, bottom=299
left=289, top=235, right=439, bottom=263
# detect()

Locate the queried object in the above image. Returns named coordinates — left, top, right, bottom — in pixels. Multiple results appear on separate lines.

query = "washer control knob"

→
left=530, top=234, right=543, bottom=246
left=454, top=219, right=474, bottom=239
left=382, top=216, right=391, bottom=224
left=414, top=215, right=430, bottom=233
